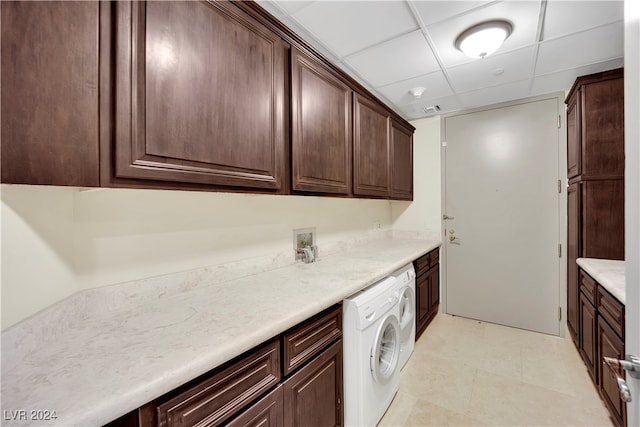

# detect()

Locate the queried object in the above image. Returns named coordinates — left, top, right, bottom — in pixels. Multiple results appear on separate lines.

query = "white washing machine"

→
left=343, top=276, right=401, bottom=427
left=390, top=263, right=416, bottom=370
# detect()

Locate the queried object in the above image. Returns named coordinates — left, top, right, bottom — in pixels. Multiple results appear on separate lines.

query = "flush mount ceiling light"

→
left=409, top=87, right=426, bottom=99
left=455, top=20, right=513, bottom=59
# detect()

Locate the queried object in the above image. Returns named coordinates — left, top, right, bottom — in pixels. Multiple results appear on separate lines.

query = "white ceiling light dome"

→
left=455, top=20, right=513, bottom=59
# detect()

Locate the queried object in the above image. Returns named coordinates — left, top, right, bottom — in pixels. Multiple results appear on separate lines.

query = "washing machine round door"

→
left=398, top=287, right=415, bottom=331
left=370, top=314, right=400, bottom=385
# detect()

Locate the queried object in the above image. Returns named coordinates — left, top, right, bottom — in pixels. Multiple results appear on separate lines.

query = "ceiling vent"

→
left=423, top=105, right=441, bottom=115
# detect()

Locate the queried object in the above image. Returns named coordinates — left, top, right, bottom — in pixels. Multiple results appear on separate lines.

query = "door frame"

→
left=439, top=92, right=567, bottom=336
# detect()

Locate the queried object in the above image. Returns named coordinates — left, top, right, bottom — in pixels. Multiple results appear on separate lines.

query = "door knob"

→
left=603, top=354, right=640, bottom=403
left=443, top=214, right=455, bottom=220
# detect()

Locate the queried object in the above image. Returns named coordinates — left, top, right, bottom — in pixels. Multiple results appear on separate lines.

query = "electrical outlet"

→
left=372, top=220, right=382, bottom=230
left=293, top=228, right=316, bottom=261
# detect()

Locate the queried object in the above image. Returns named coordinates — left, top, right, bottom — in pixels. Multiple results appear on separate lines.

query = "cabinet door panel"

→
left=578, top=293, right=597, bottom=382
left=567, top=183, right=581, bottom=342
left=283, top=340, right=342, bottom=427
left=566, top=93, right=580, bottom=179
left=581, top=76, right=625, bottom=178
left=582, top=180, right=624, bottom=260
left=353, top=94, right=390, bottom=197
left=390, top=120, right=413, bottom=200
left=291, top=48, right=351, bottom=194
left=115, top=1, right=286, bottom=189
left=597, top=317, right=626, bottom=427
left=415, top=273, right=430, bottom=340
left=428, top=265, right=440, bottom=319
left=1, top=1, right=100, bottom=186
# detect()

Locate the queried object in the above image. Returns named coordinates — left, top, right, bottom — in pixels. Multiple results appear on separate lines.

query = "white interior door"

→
left=444, top=97, right=561, bottom=335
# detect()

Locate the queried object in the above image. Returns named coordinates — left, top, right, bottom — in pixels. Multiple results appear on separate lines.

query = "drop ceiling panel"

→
left=257, top=0, right=624, bottom=119
left=344, top=31, right=440, bottom=87
left=458, top=79, right=532, bottom=109
left=530, top=58, right=624, bottom=97
left=413, top=1, right=495, bottom=26
left=274, top=1, right=313, bottom=15
left=543, top=1, right=623, bottom=40
left=426, top=0, right=542, bottom=69
left=377, top=71, right=454, bottom=106
left=536, top=22, right=624, bottom=75
left=291, top=1, right=418, bottom=57
left=447, top=47, right=535, bottom=93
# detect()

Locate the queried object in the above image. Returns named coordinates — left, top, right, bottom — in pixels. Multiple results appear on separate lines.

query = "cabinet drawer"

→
left=597, top=286, right=625, bottom=338
left=283, top=305, right=342, bottom=376
left=415, top=248, right=438, bottom=277
left=579, top=270, right=597, bottom=304
left=157, top=339, right=280, bottom=427
left=415, top=254, right=430, bottom=277
left=428, top=249, right=439, bottom=268
left=225, top=385, right=283, bottom=427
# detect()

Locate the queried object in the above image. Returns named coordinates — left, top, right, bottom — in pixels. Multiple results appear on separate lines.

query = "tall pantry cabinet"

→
left=565, top=68, right=625, bottom=345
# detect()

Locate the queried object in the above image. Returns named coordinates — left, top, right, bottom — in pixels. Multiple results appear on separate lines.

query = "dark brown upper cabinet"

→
left=565, top=69, right=624, bottom=180
left=1, top=1, right=101, bottom=186
left=291, top=47, right=352, bottom=195
left=390, top=119, right=413, bottom=200
left=353, top=94, right=390, bottom=198
left=113, top=1, right=287, bottom=191
left=566, top=97, right=580, bottom=179
left=2, top=0, right=414, bottom=199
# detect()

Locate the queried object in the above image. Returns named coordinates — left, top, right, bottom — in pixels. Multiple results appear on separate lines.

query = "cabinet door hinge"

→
left=558, top=243, right=562, bottom=258
left=557, top=179, right=562, bottom=194
left=558, top=306, right=562, bottom=321
left=557, top=115, right=561, bottom=128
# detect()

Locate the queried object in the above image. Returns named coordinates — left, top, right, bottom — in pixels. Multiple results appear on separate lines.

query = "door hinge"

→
left=557, top=115, right=561, bottom=128
left=558, top=243, right=562, bottom=258
left=558, top=306, right=562, bottom=321
left=557, top=180, right=562, bottom=194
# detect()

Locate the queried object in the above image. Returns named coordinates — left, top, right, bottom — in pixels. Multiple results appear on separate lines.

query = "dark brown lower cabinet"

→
left=105, top=305, right=343, bottom=427
left=283, top=340, right=343, bottom=427
left=579, top=292, right=597, bottom=382
left=414, top=248, right=440, bottom=340
left=598, top=305, right=627, bottom=427
left=573, top=270, right=627, bottom=427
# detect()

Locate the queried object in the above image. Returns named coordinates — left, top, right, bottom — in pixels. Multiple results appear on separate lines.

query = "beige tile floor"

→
left=379, top=314, right=613, bottom=426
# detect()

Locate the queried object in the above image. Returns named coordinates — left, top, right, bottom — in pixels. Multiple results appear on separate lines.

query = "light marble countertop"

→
left=1, top=237, right=439, bottom=427
left=576, top=258, right=625, bottom=304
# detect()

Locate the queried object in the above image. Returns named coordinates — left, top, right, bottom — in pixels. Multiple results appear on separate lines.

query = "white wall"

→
left=391, top=116, right=442, bottom=237
left=1, top=185, right=393, bottom=329
left=1, top=186, right=78, bottom=329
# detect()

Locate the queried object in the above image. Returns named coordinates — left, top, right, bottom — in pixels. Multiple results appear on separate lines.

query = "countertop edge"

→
left=2, top=237, right=441, bottom=427
left=576, top=257, right=625, bottom=304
